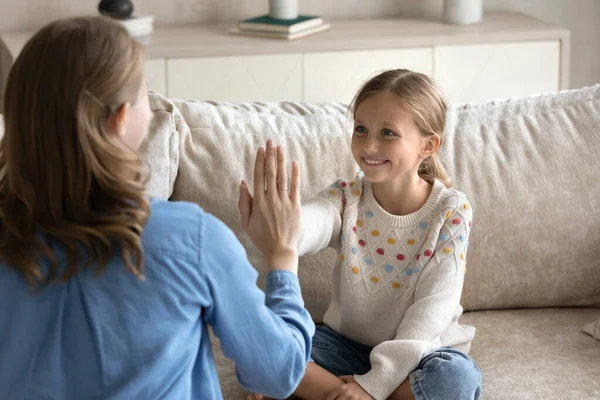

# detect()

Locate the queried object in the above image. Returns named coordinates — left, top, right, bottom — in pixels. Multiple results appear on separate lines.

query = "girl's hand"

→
left=238, top=139, right=301, bottom=274
left=326, top=376, right=374, bottom=400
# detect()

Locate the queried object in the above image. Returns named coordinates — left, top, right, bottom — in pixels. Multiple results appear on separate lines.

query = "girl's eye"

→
left=382, top=129, right=396, bottom=137
left=354, top=125, right=367, bottom=134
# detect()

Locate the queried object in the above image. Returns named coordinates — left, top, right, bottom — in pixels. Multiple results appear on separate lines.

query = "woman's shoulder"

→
left=143, top=199, right=206, bottom=260
left=144, top=198, right=241, bottom=260
left=147, top=198, right=204, bottom=229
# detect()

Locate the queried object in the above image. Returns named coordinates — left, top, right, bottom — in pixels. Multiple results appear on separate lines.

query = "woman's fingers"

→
left=276, top=146, right=288, bottom=199
left=253, top=140, right=297, bottom=203
left=265, top=140, right=277, bottom=196
left=290, top=161, right=301, bottom=204
left=253, top=147, right=265, bottom=200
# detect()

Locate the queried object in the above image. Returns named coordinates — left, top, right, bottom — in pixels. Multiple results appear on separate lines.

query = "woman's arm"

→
left=200, top=140, right=315, bottom=398
left=199, top=212, right=314, bottom=399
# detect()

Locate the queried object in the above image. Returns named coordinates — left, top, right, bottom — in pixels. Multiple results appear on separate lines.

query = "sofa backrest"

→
left=442, top=85, right=600, bottom=310
left=145, top=96, right=358, bottom=320
left=114, top=87, right=600, bottom=313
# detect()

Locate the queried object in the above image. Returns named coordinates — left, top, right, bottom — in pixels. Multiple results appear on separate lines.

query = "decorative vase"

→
left=269, top=0, right=298, bottom=20
left=98, top=0, right=134, bottom=20
left=443, top=0, right=482, bottom=25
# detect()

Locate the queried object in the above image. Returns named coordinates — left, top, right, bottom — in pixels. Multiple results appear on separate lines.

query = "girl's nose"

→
left=363, top=136, right=379, bottom=153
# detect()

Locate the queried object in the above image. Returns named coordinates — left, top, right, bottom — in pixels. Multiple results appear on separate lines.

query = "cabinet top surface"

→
left=1, top=11, right=569, bottom=60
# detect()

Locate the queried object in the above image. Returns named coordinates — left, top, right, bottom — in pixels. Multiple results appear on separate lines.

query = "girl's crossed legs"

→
left=292, top=325, right=482, bottom=400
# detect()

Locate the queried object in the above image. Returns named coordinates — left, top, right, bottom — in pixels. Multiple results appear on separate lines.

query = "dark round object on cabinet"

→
left=98, top=0, right=134, bottom=19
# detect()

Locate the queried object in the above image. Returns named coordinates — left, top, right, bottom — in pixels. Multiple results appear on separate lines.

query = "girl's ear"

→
left=107, top=103, right=130, bottom=139
left=421, top=134, right=441, bottom=158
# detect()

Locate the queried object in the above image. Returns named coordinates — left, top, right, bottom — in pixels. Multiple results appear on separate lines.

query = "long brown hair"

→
left=351, top=69, right=452, bottom=187
left=0, top=16, right=150, bottom=287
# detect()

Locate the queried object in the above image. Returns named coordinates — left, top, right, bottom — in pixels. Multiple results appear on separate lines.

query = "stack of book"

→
left=230, top=14, right=330, bottom=40
left=118, top=15, right=154, bottom=43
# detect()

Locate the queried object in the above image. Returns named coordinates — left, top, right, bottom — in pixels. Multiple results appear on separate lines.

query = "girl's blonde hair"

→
left=351, top=69, right=452, bottom=187
left=0, top=16, right=149, bottom=287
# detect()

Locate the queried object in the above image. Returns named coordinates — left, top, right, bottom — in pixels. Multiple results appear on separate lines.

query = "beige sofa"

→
left=0, top=85, right=598, bottom=398
left=139, top=85, right=600, bottom=400
left=1, top=85, right=595, bottom=399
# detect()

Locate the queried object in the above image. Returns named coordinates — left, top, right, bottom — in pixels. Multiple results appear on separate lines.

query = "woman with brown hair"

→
left=0, top=16, right=313, bottom=399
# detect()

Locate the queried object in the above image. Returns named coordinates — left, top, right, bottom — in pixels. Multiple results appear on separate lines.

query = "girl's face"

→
left=351, top=92, right=433, bottom=184
left=121, top=79, right=151, bottom=150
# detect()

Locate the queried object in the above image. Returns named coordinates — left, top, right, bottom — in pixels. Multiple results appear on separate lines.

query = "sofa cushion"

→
left=442, top=85, right=600, bottom=311
left=165, top=96, right=358, bottom=320
left=139, top=93, right=181, bottom=200
left=461, top=308, right=600, bottom=400
left=212, top=308, right=600, bottom=399
left=146, top=86, right=600, bottom=313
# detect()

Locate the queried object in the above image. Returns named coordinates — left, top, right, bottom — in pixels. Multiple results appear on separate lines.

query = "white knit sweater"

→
left=298, top=174, right=476, bottom=400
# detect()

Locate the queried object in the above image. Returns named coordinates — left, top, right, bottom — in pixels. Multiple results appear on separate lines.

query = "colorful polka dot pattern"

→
left=323, top=178, right=472, bottom=294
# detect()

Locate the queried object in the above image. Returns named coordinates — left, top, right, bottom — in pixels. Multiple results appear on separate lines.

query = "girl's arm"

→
left=297, top=180, right=348, bottom=256
left=354, top=200, right=473, bottom=400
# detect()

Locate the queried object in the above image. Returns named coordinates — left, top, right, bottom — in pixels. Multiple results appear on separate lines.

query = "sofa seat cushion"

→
left=212, top=308, right=600, bottom=399
left=461, top=307, right=600, bottom=400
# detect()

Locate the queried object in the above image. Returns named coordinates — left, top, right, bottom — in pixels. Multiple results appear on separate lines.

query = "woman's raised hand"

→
left=238, top=139, right=301, bottom=273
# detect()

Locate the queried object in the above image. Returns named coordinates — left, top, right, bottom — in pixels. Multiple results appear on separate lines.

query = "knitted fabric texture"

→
left=298, top=174, right=475, bottom=399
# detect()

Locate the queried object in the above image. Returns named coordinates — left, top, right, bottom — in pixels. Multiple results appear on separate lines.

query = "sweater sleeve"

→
left=199, top=212, right=315, bottom=399
left=296, top=179, right=348, bottom=256
left=354, top=198, right=473, bottom=400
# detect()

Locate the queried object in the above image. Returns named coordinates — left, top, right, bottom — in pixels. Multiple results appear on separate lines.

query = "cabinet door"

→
left=167, top=54, right=302, bottom=101
left=434, top=41, right=560, bottom=104
left=145, top=59, right=166, bottom=95
left=303, top=48, right=433, bottom=104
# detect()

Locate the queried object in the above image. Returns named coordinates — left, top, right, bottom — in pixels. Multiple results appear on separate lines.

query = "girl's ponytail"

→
left=419, top=153, right=452, bottom=188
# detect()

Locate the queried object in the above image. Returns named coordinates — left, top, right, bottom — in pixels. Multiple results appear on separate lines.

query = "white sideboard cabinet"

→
left=0, top=12, right=569, bottom=106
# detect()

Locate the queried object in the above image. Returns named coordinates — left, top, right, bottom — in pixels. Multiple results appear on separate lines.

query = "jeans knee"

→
left=445, top=352, right=482, bottom=398
left=412, top=350, right=482, bottom=400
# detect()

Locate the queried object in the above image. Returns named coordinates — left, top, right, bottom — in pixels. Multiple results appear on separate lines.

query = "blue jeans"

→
left=311, top=325, right=482, bottom=400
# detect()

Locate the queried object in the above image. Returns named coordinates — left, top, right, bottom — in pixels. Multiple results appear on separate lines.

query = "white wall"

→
left=0, top=0, right=598, bottom=88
